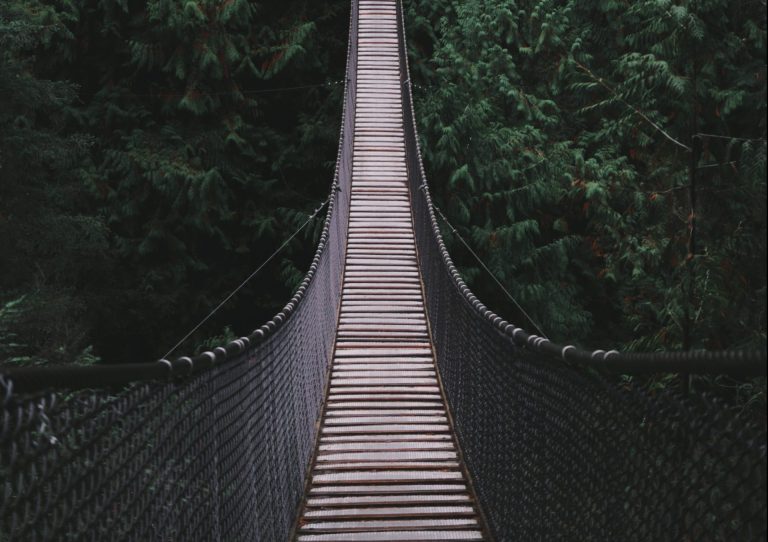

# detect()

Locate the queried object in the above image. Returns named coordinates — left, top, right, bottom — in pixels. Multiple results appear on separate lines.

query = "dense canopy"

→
left=1, top=0, right=765, bottom=369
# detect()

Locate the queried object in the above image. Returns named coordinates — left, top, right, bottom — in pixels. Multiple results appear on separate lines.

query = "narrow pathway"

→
left=294, top=1, right=484, bottom=540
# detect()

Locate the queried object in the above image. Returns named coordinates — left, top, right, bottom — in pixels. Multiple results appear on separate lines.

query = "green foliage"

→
left=408, top=0, right=594, bottom=340
left=407, top=0, right=767, bottom=351
left=0, top=297, right=29, bottom=363
left=1, top=0, right=348, bottom=365
left=0, top=1, right=108, bottom=365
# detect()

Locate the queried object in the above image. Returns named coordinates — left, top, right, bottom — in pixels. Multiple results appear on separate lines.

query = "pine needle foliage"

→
left=1, top=0, right=349, bottom=364
left=407, top=0, right=766, bottom=351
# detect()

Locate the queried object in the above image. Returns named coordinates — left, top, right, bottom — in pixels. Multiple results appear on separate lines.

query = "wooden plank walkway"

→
left=294, top=1, right=485, bottom=540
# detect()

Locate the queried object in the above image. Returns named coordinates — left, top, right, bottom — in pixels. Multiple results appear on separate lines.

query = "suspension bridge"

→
left=1, top=1, right=765, bottom=540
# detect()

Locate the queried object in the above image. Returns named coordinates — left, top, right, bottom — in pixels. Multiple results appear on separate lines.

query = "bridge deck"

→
left=294, top=1, right=484, bottom=540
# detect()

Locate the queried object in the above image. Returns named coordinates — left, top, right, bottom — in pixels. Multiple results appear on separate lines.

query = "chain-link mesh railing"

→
left=0, top=3, right=357, bottom=541
left=393, top=1, right=767, bottom=540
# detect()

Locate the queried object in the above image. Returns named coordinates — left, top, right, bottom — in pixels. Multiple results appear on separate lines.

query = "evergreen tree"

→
left=407, top=0, right=766, bottom=351
left=407, top=0, right=593, bottom=341
left=1, top=0, right=349, bottom=365
left=0, top=1, right=108, bottom=364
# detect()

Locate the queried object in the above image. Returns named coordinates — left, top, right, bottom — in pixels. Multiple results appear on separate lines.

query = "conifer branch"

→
left=573, top=60, right=692, bottom=152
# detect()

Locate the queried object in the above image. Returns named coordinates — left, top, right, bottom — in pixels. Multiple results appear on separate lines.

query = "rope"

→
left=431, top=202, right=550, bottom=340
left=160, top=196, right=331, bottom=361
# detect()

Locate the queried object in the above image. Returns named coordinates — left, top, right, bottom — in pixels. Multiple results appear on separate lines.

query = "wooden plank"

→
left=334, top=348, right=433, bottom=356
left=327, top=387, right=442, bottom=395
left=320, top=425, right=451, bottom=435
left=303, top=506, right=475, bottom=519
left=306, top=494, right=471, bottom=507
left=343, top=260, right=418, bottom=265
left=312, top=461, right=461, bottom=471
left=319, top=433, right=452, bottom=443
left=331, top=371, right=436, bottom=379
left=324, top=395, right=443, bottom=404
left=336, top=335, right=429, bottom=342
left=331, top=363, right=434, bottom=371
left=316, top=451, right=458, bottom=462
left=330, top=353, right=433, bottom=360
left=297, top=531, right=483, bottom=541
left=307, top=483, right=467, bottom=497
left=299, top=518, right=478, bottom=533
left=333, top=366, right=435, bottom=376
left=337, top=316, right=427, bottom=322
left=331, top=375, right=437, bottom=386
left=318, top=440, right=455, bottom=452
left=323, top=416, right=446, bottom=425
left=312, top=471, right=464, bottom=484
left=344, top=298, right=422, bottom=303
left=338, top=299, right=424, bottom=305
left=324, top=408, right=444, bottom=417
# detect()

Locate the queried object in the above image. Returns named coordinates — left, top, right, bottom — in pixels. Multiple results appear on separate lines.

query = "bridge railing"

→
left=394, top=1, right=766, bottom=541
left=0, top=2, right=357, bottom=541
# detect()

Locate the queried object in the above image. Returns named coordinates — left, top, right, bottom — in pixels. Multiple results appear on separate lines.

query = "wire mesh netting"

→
left=2, top=351, right=320, bottom=540
left=394, top=1, right=767, bottom=540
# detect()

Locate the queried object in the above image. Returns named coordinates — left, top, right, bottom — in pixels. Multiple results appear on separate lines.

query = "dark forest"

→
left=2, top=0, right=765, bottom=367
